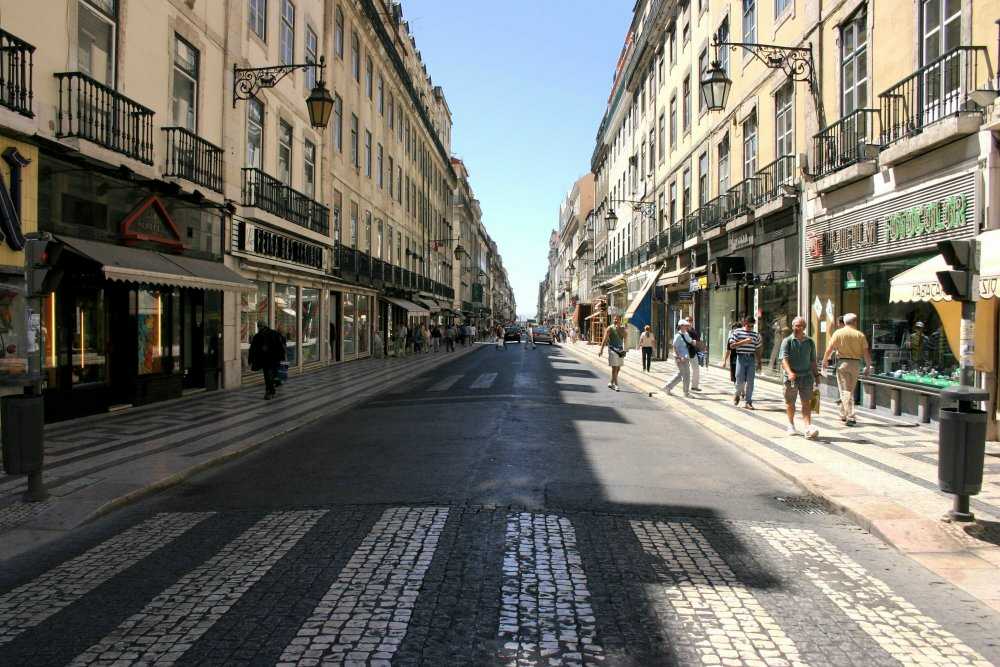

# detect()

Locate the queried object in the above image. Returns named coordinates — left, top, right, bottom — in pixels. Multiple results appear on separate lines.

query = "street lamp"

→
left=700, top=34, right=815, bottom=113
left=234, top=56, right=334, bottom=129
left=605, top=208, right=618, bottom=231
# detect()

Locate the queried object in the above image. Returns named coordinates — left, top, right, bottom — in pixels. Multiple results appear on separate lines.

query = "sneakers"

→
left=691, top=387, right=702, bottom=392
left=785, top=424, right=797, bottom=435
left=846, top=418, right=857, bottom=426
left=733, top=394, right=740, bottom=405
left=805, top=426, right=820, bottom=440
left=744, top=403, right=755, bottom=410
left=608, top=382, right=614, bottom=389
left=613, top=384, right=620, bottom=392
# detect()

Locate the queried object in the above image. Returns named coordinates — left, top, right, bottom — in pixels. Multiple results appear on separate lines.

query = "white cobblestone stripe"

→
left=70, top=510, right=326, bottom=666
left=630, top=519, right=806, bottom=667
left=0, top=512, right=212, bottom=647
left=753, top=525, right=993, bottom=667
left=427, top=374, right=464, bottom=392
left=278, top=506, right=449, bottom=665
left=470, top=372, right=498, bottom=389
left=497, top=513, right=604, bottom=667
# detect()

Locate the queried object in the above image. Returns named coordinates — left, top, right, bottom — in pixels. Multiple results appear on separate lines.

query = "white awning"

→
left=657, top=266, right=689, bottom=286
left=889, top=230, right=1000, bottom=303
left=383, top=296, right=430, bottom=316
left=624, top=268, right=663, bottom=320
left=413, top=297, right=441, bottom=312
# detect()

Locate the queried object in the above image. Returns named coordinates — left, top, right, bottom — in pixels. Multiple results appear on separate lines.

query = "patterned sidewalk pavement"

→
left=561, top=339, right=1000, bottom=613
left=0, top=345, right=480, bottom=561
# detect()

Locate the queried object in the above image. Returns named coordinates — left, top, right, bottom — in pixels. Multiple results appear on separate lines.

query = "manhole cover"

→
left=773, top=495, right=831, bottom=514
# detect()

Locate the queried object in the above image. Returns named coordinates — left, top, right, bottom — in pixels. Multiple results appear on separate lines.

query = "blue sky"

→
left=402, top=1, right=632, bottom=319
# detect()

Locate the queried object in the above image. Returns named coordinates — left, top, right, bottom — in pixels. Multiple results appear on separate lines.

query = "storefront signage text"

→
left=728, top=229, right=754, bottom=252
left=885, top=195, right=968, bottom=242
left=244, top=223, right=324, bottom=270
left=807, top=221, right=878, bottom=259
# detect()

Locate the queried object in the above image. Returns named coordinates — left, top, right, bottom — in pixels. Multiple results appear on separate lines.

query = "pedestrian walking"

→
left=397, top=322, right=408, bottom=357
left=598, top=315, right=627, bottom=391
left=248, top=321, right=286, bottom=400
left=663, top=320, right=692, bottom=396
left=525, top=322, right=537, bottom=349
left=780, top=316, right=821, bottom=439
left=728, top=315, right=762, bottom=409
left=445, top=324, right=456, bottom=352
left=431, top=323, right=442, bottom=352
left=470, top=324, right=478, bottom=342
left=420, top=324, right=431, bottom=354
left=682, top=322, right=705, bottom=392
left=822, top=312, right=872, bottom=426
left=494, top=323, right=505, bottom=350
left=637, top=325, right=655, bottom=372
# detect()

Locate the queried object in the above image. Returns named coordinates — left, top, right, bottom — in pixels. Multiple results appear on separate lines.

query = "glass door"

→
left=182, top=290, right=205, bottom=389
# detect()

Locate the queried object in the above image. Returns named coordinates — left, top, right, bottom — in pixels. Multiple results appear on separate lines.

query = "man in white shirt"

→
left=525, top=324, right=536, bottom=349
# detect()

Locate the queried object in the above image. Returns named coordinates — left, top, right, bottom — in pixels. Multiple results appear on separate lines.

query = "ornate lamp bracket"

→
left=712, top=38, right=815, bottom=90
left=233, top=57, right=326, bottom=107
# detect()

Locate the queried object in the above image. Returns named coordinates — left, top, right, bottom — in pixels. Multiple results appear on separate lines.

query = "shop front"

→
left=805, top=170, right=978, bottom=418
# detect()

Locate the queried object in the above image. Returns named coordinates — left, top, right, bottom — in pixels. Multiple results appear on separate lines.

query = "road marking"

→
left=428, top=374, right=463, bottom=392
left=753, top=525, right=993, bottom=666
left=69, top=510, right=325, bottom=665
left=630, top=520, right=804, bottom=666
left=497, top=513, right=604, bottom=666
left=470, top=372, right=498, bottom=389
left=0, top=512, right=213, bottom=647
left=279, top=506, right=449, bottom=664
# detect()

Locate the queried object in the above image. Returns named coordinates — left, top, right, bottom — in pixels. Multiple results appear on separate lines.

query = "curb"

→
left=0, top=346, right=480, bottom=563
left=562, top=342, right=1000, bottom=613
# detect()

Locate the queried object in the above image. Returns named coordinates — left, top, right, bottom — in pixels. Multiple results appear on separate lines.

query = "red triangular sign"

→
left=120, top=195, right=183, bottom=249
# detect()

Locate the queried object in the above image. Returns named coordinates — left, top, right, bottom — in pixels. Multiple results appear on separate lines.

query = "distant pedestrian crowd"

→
left=596, top=310, right=872, bottom=439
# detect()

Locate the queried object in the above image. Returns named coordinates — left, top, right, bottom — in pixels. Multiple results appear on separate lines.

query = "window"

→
left=388, top=156, right=394, bottom=194
left=396, top=166, right=402, bottom=202
left=364, top=130, right=372, bottom=177
left=682, top=76, right=691, bottom=132
left=78, top=0, right=116, bottom=86
left=376, top=143, right=383, bottom=188
left=718, top=133, right=730, bottom=194
left=841, top=6, right=868, bottom=114
left=386, top=224, right=393, bottom=263
left=247, top=98, right=264, bottom=168
left=248, top=0, right=266, bottom=42
left=775, top=0, right=792, bottom=18
left=365, top=54, right=373, bottom=99
left=669, top=96, right=677, bottom=148
left=923, top=0, right=960, bottom=65
left=376, top=219, right=383, bottom=258
left=333, top=94, right=343, bottom=152
left=682, top=3, right=691, bottom=44
left=658, top=113, right=666, bottom=161
left=377, top=74, right=384, bottom=115
left=279, top=0, right=294, bottom=65
left=350, top=113, right=359, bottom=168
left=669, top=181, right=677, bottom=226
left=364, top=211, right=372, bottom=253
left=333, top=190, right=342, bottom=244
left=278, top=120, right=292, bottom=185
left=698, top=152, right=709, bottom=206
left=743, top=0, right=756, bottom=46
left=698, top=49, right=709, bottom=114
left=334, top=7, right=344, bottom=59
left=301, top=288, right=319, bottom=364
left=775, top=83, right=794, bottom=182
left=657, top=51, right=664, bottom=85
left=397, top=104, right=404, bottom=141
left=172, top=35, right=199, bottom=131
left=388, top=92, right=395, bottom=129
left=350, top=201, right=358, bottom=247
left=742, top=110, right=758, bottom=178
left=304, top=139, right=316, bottom=198
left=682, top=168, right=691, bottom=216
left=351, top=31, right=360, bottom=82
left=718, top=17, right=730, bottom=75
left=304, top=26, right=318, bottom=89
left=668, top=28, right=676, bottom=66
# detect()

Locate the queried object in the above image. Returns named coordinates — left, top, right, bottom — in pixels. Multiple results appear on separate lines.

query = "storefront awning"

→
left=889, top=230, right=1000, bottom=303
left=657, top=267, right=689, bottom=287
left=624, top=268, right=663, bottom=326
left=413, top=297, right=440, bottom=312
left=60, top=237, right=255, bottom=292
left=383, top=296, right=430, bottom=316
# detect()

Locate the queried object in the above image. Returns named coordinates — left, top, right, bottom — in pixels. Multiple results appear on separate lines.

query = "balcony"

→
left=54, top=71, right=154, bottom=164
left=700, top=194, right=729, bottom=238
left=812, top=109, right=880, bottom=191
left=879, top=46, right=994, bottom=165
left=0, top=28, right=34, bottom=117
left=669, top=221, right=685, bottom=251
left=751, top=156, right=797, bottom=218
left=242, top=167, right=330, bottom=236
left=683, top=210, right=702, bottom=248
left=162, top=127, right=224, bottom=193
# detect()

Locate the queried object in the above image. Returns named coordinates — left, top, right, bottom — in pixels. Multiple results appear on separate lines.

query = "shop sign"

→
left=689, top=278, right=700, bottom=292
left=885, top=195, right=967, bottom=242
left=807, top=221, right=878, bottom=259
left=728, top=229, right=754, bottom=253
left=120, top=195, right=183, bottom=249
left=238, top=221, right=325, bottom=270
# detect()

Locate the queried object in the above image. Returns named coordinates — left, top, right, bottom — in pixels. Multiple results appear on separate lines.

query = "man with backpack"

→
left=248, top=321, right=287, bottom=400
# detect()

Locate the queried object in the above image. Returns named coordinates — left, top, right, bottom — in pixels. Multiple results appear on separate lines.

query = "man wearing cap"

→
left=679, top=318, right=704, bottom=392
left=663, top=319, right=692, bottom=397
left=822, top=312, right=872, bottom=426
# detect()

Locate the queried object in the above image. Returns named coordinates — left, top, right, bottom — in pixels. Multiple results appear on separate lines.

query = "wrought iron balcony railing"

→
left=337, top=244, right=358, bottom=274
left=55, top=71, right=154, bottom=164
left=700, top=194, right=729, bottom=231
left=162, top=127, right=224, bottom=193
left=242, top=167, right=330, bottom=236
left=683, top=210, right=702, bottom=238
left=880, top=46, right=994, bottom=147
left=725, top=180, right=754, bottom=219
left=752, top=155, right=796, bottom=206
left=0, top=28, right=34, bottom=117
left=812, top=109, right=881, bottom=178
left=669, top=221, right=685, bottom=248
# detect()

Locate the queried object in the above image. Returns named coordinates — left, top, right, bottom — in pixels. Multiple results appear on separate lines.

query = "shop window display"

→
left=343, top=292, right=356, bottom=357
left=274, top=284, right=298, bottom=366
left=74, top=289, right=107, bottom=384
left=241, top=282, right=269, bottom=369
left=708, top=287, right=737, bottom=364
left=357, top=294, right=369, bottom=355
left=757, top=279, right=796, bottom=379
left=137, top=290, right=166, bottom=375
left=301, top=288, right=320, bottom=364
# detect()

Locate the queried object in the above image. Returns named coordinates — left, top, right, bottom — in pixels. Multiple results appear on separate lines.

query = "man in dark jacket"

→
left=248, top=321, right=286, bottom=399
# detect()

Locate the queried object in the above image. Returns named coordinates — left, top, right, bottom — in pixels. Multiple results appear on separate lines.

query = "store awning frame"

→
left=60, top=236, right=255, bottom=292
left=383, top=296, right=430, bottom=316
left=624, top=268, right=663, bottom=323
left=889, top=230, right=1000, bottom=303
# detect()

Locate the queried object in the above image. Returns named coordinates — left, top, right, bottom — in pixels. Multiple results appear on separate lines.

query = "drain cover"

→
left=774, top=495, right=831, bottom=514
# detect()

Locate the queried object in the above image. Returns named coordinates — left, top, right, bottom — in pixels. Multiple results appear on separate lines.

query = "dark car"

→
left=531, top=326, right=554, bottom=344
left=503, top=326, right=522, bottom=342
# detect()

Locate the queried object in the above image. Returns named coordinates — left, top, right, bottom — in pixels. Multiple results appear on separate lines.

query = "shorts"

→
left=784, top=375, right=814, bottom=405
left=608, top=351, right=624, bottom=367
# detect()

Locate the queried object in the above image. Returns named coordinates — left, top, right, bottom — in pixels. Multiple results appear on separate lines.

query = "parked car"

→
left=503, top=326, right=522, bottom=342
left=531, top=326, right=554, bottom=344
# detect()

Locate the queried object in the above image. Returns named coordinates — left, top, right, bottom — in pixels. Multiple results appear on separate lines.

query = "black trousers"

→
left=445, top=338, right=454, bottom=351
left=263, top=366, right=277, bottom=396
left=641, top=347, right=653, bottom=371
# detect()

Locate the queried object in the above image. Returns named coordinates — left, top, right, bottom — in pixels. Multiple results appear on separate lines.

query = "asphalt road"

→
left=2, top=342, right=999, bottom=666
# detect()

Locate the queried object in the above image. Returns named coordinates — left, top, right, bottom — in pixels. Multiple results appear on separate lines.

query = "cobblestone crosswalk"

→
left=0, top=505, right=996, bottom=666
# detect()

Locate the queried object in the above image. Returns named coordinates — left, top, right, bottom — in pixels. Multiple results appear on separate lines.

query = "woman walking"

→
left=637, top=325, right=655, bottom=372
left=431, top=323, right=442, bottom=352
left=598, top=315, right=627, bottom=391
